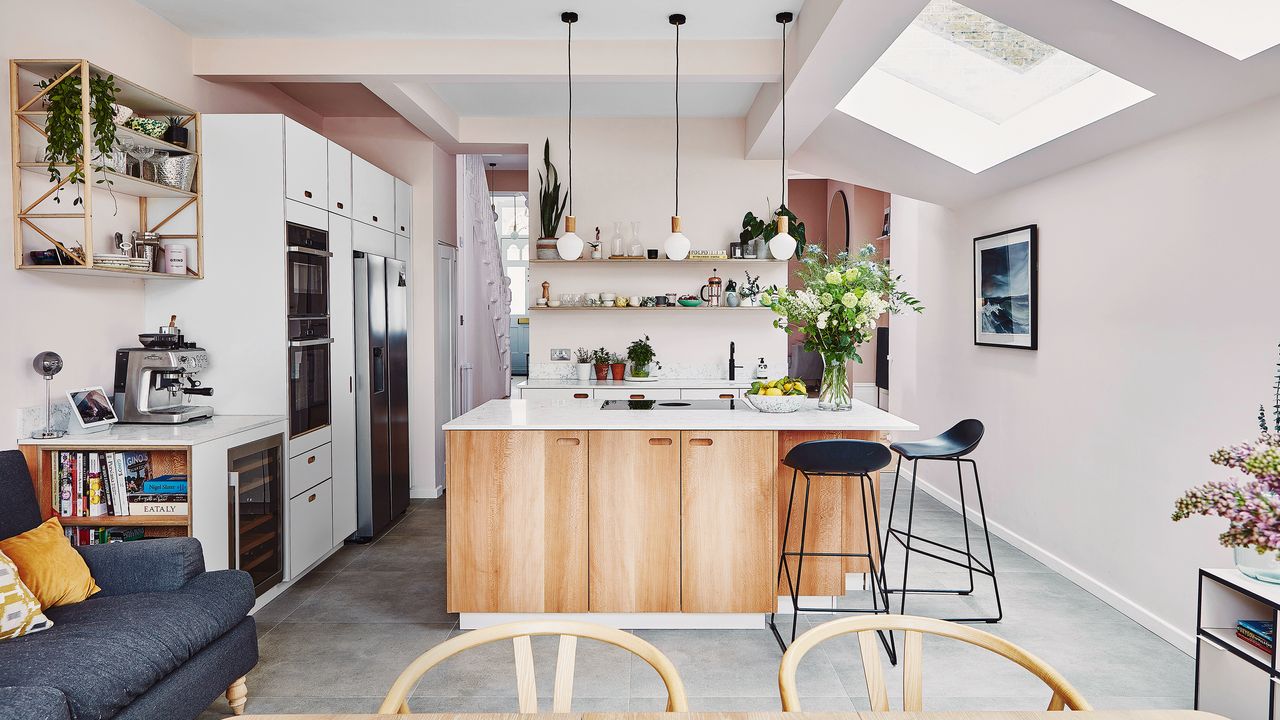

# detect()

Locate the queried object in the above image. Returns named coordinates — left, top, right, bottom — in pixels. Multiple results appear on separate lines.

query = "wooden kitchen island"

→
left=442, top=398, right=918, bottom=629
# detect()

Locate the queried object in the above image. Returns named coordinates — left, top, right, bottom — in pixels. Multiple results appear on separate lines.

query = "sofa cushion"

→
left=0, top=518, right=100, bottom=609
left=0, top=570, right=254, bottom=720
left=0, top=686, right=71, bottom=720
left=0, top=450, right=42, bottom=541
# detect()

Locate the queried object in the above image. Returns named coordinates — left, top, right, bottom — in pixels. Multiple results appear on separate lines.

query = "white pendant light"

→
left=770, top=10, right=797, bottom=261
left=664, top=13, right=691, bottom=262
left=557, top=11, right=585, bottom=261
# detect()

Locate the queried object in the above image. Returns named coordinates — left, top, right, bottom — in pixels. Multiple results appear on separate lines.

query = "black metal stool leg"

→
left=880, top=454, right=904, bottom=578
left=967, top=458, right=1003, bottom=622
left=898, top=458, right=920, bottom=615
left=769, top=468, right=801, bottom=651
left=790, top=473, right=814, bottom=644
left=860, top=473, right=897, bottom=665
left=955, top=459, right=976, bottom=596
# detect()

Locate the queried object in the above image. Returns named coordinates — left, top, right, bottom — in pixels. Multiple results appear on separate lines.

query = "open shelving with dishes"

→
left=530, top=257, right=787, bottom=264
left=9, top=59, right=203, bottom=278
left=528, top=305, right=772, bottom=311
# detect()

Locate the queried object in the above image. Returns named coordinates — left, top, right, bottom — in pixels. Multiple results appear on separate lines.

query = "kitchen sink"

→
left=600, top=399, right=739, bottom=410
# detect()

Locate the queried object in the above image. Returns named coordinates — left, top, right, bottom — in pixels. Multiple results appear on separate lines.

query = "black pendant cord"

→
left=779, top=12, right=791, bottom=212
left=562, top=11, right=578, bottom=217
left=674, top=19, right=681, bottom=217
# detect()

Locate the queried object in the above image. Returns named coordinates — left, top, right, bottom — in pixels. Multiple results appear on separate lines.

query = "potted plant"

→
left=162, top=116, right=189, bottom=148
left=762, top=243, right=922, bottom=410
left=626, top=336, right=656, bottom=378
left=574, top=347, right=593, bottom=381
left=535, top=138, right=568, bottom=260
left=591, top=347, right=611, bottom=381
left=38, top=71, right=120, bottom=205
left=1174, top=345, right=1280, bottom=583
left=608, top=353, right=627, bottom=381
left=740, top=204, right=806, bottom=260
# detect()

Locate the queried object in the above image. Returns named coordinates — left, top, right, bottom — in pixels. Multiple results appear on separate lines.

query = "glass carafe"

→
left=610, top=222, right=625, bottom=258
left=629, top=221, right=644, bottom=257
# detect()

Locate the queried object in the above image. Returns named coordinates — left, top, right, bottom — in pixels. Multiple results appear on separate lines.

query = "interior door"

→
left=386, top=257, right=410, bottom=520
left=435, top=243, right=458, bottom=491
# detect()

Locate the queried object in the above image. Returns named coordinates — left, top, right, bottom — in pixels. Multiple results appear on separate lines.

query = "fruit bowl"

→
left=677, top=298, right=703, bottom=307
left=743, top=393, right=807, bottom=413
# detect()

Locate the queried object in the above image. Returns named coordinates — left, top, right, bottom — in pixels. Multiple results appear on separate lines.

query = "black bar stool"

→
left=768, top=439, right=896, bottom=662
left=883, top=419, right=1003, bottom=623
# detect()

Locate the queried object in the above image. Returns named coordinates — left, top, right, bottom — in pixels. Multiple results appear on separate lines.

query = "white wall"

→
left=467, top=117, right=789, bottom=376
left=0, top=0, right=323, bottom=445
left=891, top=93, right=1280, bottom=654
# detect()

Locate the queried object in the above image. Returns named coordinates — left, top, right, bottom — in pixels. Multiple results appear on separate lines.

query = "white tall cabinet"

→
left=145, top=114, right=411, bottom=582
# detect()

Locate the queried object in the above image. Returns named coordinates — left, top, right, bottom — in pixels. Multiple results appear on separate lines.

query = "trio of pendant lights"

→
left=555, top=10, right=797, bottom=262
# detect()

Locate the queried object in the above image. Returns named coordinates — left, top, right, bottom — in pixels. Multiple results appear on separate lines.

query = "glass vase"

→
left=818, top=353, right=852, bottom=411
left=1235, top=546, right=1280, bottom=584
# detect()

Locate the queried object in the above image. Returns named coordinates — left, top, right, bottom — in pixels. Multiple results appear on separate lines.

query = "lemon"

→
left=765, top=388, right=783, bottom=396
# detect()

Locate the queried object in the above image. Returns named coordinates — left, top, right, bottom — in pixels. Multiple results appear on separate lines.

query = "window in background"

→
left=495, top=193, right=530, bottom=315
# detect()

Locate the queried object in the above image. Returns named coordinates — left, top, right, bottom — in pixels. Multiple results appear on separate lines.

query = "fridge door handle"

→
left=227, top=471, right=241, bottom=570
left=289, top=338, right=334, bottom=348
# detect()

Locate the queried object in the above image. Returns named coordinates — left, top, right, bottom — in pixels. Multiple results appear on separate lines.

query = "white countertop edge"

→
left=18, top=415, right=288, bottom=447
left=517, top=378, right=881, bottom=390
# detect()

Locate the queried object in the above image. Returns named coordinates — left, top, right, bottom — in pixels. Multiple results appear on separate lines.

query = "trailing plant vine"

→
left=38, top=72, right=120, bottom=205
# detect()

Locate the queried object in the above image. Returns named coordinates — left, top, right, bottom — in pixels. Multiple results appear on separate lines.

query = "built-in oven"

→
left=286, top=221, right=332, bottom=439
left=287, top=222, right=330, bottom=319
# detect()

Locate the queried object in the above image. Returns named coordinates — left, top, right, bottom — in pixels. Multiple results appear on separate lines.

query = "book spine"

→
left=112, top=452, right=130, bottom=516
left=88, top=453, right=107, bottom=517
left=127, top=501, right=189, bottom=516
left=58, top=452, right=72, bottom=517
left=102, top=452, right=115, bottom=517
left=141, top=480, right=189, bottom=494
left=78, top=452, right=88, bottom=517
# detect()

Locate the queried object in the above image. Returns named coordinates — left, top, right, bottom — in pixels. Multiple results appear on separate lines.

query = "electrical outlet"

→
left=550, top=348, right=571, bottom=362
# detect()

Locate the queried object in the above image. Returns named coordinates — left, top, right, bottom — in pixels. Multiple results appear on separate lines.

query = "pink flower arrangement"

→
left=1173, top=346, right=1280, bottom=553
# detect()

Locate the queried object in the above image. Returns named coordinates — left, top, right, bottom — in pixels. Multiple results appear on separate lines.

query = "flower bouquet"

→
left=761, top=243, right=922, bottom=410
left=1174, top=345, right=1280, bottom=582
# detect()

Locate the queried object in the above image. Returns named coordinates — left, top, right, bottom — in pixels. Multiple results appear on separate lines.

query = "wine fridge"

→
left=228, top=434, right=285, bottom=596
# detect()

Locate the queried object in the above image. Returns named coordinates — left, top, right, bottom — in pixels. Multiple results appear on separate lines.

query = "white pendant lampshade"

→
left=665, top=215, right=691, bottom=261
left=557, top=215, right=584, bottom=260
left=770, top=214, right=797, bottom=260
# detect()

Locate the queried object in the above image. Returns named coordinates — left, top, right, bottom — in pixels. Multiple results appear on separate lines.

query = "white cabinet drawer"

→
left=394, top=178, right=412, bottom=237
left=595, top=388, right=681, bottom=401
left=680, top=388, right=741, bottom=400
left=284, top=118, right=328, bottom=210
left=521, top=388, right=594, bottom=400
left=289, top=442, right=332, bottom=499
left=351, top=155, right=395, bottom=231
left=289, top=478, right=333, bottom=578
left=327, top=142, right=352, bottom=217
left=1197, top=636, right=1270, bottom=720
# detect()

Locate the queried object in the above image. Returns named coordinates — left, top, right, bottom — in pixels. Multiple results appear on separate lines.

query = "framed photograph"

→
left=974, top=225, right=1037, bottom=350
left=66, top=386, right=118, bottom=429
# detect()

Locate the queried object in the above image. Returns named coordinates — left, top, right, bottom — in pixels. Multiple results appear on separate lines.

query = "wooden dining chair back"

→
left=377, top=619, right=689, bottom=714
left=778, top=615, right=1091, bottom=712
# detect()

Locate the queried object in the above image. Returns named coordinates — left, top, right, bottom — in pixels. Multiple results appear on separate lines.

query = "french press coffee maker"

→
left=700, top=268, right=723, bottom=307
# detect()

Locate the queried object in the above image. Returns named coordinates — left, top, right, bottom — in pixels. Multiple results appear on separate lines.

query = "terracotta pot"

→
left=594, top=363, right=609, bottom=381
left=609, top=363, right=626, bottom=380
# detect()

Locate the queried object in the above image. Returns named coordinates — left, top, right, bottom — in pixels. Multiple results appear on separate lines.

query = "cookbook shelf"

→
left=9, top=58, right=204, bottom=279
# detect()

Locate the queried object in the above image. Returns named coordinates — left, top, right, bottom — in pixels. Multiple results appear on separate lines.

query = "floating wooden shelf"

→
left=53, top=515, right=189, bottom=527
left=16, top=264, right=198, bottom=279
left=18, top=112, right=195, bottom=156
left=532, top=257, right=786, bottom=264
left=18, top=164, right=195, bottom=199
left=529, top=305, right=772, bottom=312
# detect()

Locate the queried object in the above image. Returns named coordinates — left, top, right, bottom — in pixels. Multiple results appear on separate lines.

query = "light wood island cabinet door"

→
left=446, top=431, right=588, bottom=613
left=681, top=431, right=776, bottom=612
left=588, top=430, right=681, bottom=612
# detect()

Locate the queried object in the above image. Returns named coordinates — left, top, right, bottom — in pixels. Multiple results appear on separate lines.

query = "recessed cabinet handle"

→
left=336, top=201, right=344, bottom=210
left=307, top=493, right=317, bottom=503
left=649, top=437, right=673, bottom=446
left=573, top=393, right=589, bottom=399
left=307, top=455, right=316, bottom=464
left=690, top=438, right=714, bottom=446
left=555, top=437, right=580, bottom=446
left=372, top=215, right=379, bottom=222
left=400, top=225, right=406, bottom=232
left=719, top=394, right=734, bottom=399
left=629, top=394, right=645, bottom=399
left=304, top=190, right=313, bottom=199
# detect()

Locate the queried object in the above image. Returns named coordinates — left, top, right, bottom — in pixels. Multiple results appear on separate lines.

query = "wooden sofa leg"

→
left=226, top=676, right=248, bottom=716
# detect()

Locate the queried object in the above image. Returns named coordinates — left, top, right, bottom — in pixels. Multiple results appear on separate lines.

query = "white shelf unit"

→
left=1196, top=568, right=1280, bottom=720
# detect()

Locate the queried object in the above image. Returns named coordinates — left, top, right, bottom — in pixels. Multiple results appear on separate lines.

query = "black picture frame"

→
left=973, top=224, right=1037, bottom=350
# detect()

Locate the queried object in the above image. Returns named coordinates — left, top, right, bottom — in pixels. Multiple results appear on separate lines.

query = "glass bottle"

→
left=610, top=222, right=625, bottom=258
left=629, top=221, right=644, bottom=257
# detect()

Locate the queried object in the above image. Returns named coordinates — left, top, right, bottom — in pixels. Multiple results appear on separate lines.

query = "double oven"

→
left=286, top=221, right=332, bottom=438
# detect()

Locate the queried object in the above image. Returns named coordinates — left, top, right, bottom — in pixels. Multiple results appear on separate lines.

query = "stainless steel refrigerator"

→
left=354, top=252, right=410, bottom=539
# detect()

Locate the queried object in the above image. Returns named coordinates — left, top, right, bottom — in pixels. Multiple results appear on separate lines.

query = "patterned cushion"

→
left=0, top=548, right=52, bottom=640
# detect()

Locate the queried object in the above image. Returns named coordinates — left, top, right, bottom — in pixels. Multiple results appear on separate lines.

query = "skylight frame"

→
left=1110, top=0, right=1280, bottom=61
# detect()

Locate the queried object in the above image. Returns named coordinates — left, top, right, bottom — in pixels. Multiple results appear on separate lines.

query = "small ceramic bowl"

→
left=601, top=293, right=616, bottom=303
left=548, top=300, right=562, bottom=307
left=126, top=117, right=168, bottom=138
left=677, top=298, right=703, bottom=307
left=743, top=393, right=807, bottom=413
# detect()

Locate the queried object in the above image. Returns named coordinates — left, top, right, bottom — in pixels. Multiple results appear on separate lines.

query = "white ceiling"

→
left=427, top=81, right=762, bottom=118
left=137, top=0, right=805, bottom=39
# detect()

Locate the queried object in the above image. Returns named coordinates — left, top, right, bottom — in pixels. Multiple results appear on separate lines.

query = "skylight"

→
left=1111, top=0, right=1280, bottom=60
left=837, top=0, right=1153, bottom=173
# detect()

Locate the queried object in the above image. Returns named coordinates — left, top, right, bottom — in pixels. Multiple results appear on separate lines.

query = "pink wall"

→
left=489, top=169, right=527, bottom=193
left=0, top=0, right=326, bottom=445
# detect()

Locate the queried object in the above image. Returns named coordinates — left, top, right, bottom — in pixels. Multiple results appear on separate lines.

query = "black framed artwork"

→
left=973, top=224, right=1037, bottom=350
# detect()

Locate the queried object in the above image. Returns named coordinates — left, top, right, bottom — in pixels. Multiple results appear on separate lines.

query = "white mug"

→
left=601, top=292, right=616, bottom=302
left=629, top=295, right=642, bottom=307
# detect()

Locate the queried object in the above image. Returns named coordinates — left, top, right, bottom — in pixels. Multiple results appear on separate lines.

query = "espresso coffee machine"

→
left=112, top=326, right=214, bottom=424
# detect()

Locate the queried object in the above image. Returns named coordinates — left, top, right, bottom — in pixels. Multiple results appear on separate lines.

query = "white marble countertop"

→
left=518, top=377, right=756, bottom=390
left=19, top=415, right=287, bottom=448
left=444, top=399, right=917, bottom=432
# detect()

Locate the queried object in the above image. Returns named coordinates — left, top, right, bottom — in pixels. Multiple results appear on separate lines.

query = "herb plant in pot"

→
left=574, top=347, right=593, bottom=381
left=536, top=139, right=568, bottom=260
left=591, top=347, right=611, bottom=381
left=608, top=353, right=627, bottom=381
left=1174, top=345, right=1280, bottom=583
left=627, top=335, right=656, bottom=378
left=162, top=116, right=189, bottom=148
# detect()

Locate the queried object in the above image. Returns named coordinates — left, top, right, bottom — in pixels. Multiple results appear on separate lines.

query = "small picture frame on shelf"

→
left=66, top=386, right=118, bottom=430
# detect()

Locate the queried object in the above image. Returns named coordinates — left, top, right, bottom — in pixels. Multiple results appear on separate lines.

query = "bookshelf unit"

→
left=19, top=445, right=192, bottom=539
left=1196, top=568, right=1280, bottom=720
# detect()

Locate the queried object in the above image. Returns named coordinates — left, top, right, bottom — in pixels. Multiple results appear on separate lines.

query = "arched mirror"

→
left=828, top=189, right=850, bottom=254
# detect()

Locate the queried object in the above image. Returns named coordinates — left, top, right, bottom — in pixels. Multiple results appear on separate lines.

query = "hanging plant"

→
left=38, top=71, right=120, bottom=205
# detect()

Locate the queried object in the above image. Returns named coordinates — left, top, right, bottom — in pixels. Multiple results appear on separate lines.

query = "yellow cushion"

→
left=0, top=517, right=100, bottom=609
left=0, top=548, right=52, bottom=640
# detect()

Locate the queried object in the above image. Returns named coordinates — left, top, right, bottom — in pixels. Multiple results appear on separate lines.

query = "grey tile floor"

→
left=201, top=483, right=1193, bottom=717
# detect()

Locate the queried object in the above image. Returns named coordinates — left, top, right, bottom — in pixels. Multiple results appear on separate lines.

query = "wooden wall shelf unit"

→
left=9, top=59, right=203, bottom=278
left=19, top=444, right=193, bottom=539
left=531, top=258, right=786, bottom=264
left=528, top=305, right=772, bottom=312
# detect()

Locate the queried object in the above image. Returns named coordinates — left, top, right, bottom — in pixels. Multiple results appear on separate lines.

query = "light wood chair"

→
left=377, top=619, right=689, bottom=714
left=778, top=615, right=1091, bottom=712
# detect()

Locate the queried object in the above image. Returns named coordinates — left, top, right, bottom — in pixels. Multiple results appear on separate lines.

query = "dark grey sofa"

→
left=0, top=450, right=258, bottom=720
